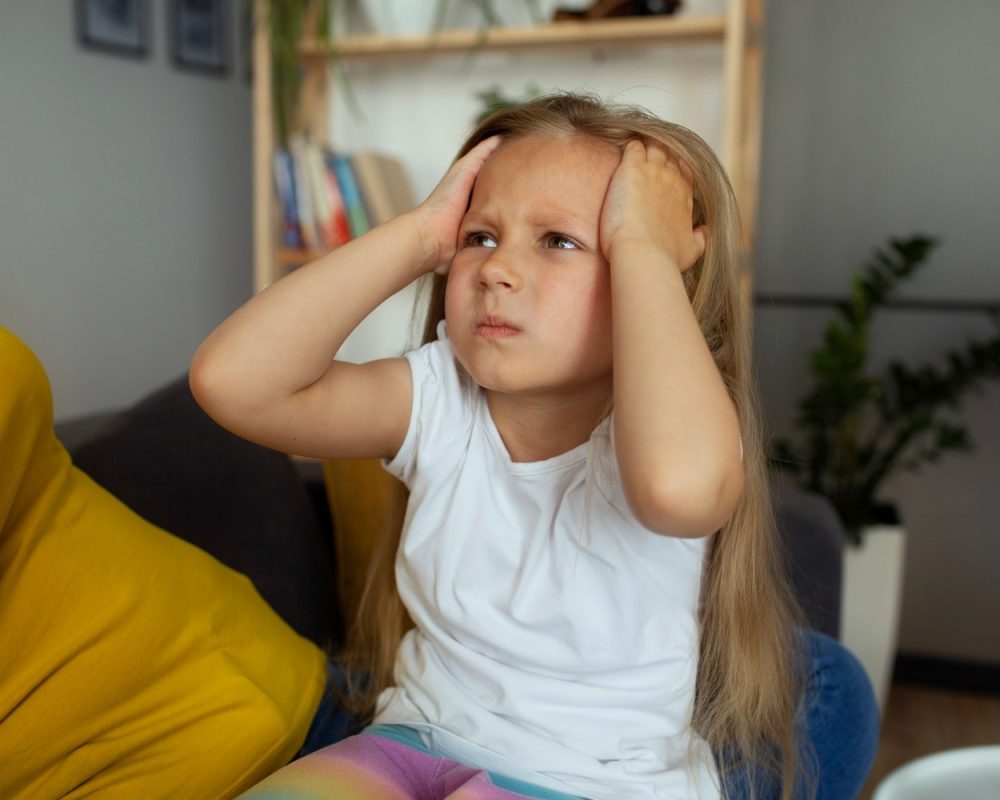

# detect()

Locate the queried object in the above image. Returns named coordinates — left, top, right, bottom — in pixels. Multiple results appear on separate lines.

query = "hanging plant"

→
left=248, top=0, right=335, bottom=148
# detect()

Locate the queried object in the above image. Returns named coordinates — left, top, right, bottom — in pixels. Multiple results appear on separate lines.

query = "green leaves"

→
left=252, top=0, right=331, bottom=148
left=768, top=235, right=1000, bottom=545
left=472, top=84, right=543, bottom=124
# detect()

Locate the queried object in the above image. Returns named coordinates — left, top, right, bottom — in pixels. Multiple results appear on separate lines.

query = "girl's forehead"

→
left=471, top=134, right=619, bottom=201
left=488, top=132, right=618, bottom=167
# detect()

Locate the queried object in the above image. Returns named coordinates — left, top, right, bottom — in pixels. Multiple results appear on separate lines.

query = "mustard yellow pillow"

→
left=322, top=458, right=404, bottom=626
left=0, top=328, right=327, bottom=800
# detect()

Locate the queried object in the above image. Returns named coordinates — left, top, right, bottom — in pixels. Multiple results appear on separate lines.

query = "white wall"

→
left=0, top=1, right=253, bottom=420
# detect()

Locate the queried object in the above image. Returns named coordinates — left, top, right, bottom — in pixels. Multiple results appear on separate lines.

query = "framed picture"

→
left=239, top=0, right=254, bottom=85
left=76, top=0, right=149, bottom=58
left=171, top=0, right=228, bottom=75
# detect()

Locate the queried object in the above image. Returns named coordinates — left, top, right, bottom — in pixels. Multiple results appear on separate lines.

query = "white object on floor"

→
left=873, top=745, right=1000, bottom=800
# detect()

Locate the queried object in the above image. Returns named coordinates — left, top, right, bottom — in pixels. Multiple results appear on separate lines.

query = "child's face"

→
left=445, top=133, right=619, bottom=403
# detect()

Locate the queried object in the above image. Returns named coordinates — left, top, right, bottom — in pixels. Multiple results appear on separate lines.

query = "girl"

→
left=191, top=93, right=877, bottom=800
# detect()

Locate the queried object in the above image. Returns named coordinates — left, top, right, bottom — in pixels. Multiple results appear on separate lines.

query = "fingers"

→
left=459, top=134, right=503, bottom=173
left=473, top=133, right=503, bottom=155
left=613, top=137, right=706, bottom=271
left=625, top=137, right=694, bottom=185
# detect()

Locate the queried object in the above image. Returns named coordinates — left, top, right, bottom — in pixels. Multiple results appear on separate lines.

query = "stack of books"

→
left=273, top=135, right=417, bottom=255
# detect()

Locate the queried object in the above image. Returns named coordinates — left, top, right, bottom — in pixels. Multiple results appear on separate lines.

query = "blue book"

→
left=327, top=152, right=371, bottom=239
left=273, top=149, right=303, bottom=249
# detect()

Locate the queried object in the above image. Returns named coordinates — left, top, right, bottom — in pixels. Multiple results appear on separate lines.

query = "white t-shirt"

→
left=373, top=322, right=721, bottom=800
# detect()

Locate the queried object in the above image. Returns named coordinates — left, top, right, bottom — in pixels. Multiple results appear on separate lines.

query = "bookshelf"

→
left=252, top=1, right=766, bottom=295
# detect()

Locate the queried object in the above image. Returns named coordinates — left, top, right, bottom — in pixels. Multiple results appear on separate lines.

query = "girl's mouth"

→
left=475, top=314, right=520, bottom=338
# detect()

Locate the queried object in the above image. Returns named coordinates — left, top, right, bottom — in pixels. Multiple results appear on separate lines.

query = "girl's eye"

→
left=543, top=233, right=578, bottom=250
left=464, top=231, right=497, bottom=249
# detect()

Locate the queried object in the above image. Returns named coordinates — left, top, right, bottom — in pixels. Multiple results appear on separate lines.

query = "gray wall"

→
left=0, top=1, right=252, bottom=420
left=757, top=1, right=1000, bottom=663
left=0, top=2, right=996, bottom=664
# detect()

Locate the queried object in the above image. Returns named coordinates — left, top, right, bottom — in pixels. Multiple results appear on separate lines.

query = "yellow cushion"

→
left=0, top=327, right=327, bottom=800
left=322, top=458, right=404, bottom=626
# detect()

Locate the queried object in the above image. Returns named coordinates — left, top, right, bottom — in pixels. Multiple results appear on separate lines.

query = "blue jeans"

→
left=297, top=630, right=879, bottom=800
left=716, top=630, right=880, bottom=799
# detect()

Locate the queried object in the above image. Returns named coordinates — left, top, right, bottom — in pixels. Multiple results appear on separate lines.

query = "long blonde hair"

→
left=334, top=91, right=812, bottom=800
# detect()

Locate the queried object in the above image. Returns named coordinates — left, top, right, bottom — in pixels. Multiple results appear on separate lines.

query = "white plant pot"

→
left=840, top=523, right=906, bottom=715
left=356, top=1, right=569, bottom=35
left=357, top=0, right=440, bottom=36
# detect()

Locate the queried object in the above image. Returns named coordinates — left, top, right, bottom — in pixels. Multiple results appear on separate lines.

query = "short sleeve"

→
left=381, top=321, right=474, bottom=489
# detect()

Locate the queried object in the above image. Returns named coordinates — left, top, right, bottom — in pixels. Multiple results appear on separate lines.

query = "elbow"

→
left=627, top=465, right=745, bottom=538
left=188, top=344, right=235, bottom=423
left=188, top=345, right=216, bottom=411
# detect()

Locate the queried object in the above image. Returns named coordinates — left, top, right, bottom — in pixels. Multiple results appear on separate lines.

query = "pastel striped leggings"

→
left=238, top=630, right=880, bottom=800
left=237, top=724, right=583, bottom=800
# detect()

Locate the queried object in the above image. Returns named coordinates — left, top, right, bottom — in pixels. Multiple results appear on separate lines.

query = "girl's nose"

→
left=478, top=248, right=521, bottom=290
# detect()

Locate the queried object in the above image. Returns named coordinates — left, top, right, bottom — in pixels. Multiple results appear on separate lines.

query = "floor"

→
left=857, top=681, right=1000, bottom=798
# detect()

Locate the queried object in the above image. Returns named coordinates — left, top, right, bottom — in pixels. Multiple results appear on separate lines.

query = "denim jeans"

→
left=716, top=629, right=880, bottom=799
left=297, top=630, right=879, bottom=800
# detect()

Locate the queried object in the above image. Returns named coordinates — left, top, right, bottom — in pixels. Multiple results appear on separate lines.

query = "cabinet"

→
left=251, top=1, right=765, bottom=294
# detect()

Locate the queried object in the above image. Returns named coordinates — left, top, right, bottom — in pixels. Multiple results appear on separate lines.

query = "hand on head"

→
left=599, top=137, right=707, bottom=272
left=411, top=135, right=503, bottom=277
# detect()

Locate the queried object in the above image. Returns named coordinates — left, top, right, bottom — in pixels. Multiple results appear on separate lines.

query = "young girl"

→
left=191, top=93, right=876, bottom=800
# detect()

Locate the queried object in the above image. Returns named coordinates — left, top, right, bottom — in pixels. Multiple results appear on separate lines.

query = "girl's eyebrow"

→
left=462, top=208, right=592, bottom=230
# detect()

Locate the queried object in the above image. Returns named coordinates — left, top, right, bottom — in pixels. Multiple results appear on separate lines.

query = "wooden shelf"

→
left=255, top=2, right=765, bottom=294
left=276, top=247, right=334, bottom=266
left=300, top=15, right=727, bottom=61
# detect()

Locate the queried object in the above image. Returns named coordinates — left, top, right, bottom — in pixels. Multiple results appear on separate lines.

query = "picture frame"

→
left=239, top=0, right=254, bottom=85
left=76, top=0, right=149, bottom=59
left=171, top=0, right=228, bottom=76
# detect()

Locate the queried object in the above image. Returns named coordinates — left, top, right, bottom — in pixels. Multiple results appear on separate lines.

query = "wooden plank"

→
left=859, top=683, right=1000, bottom=798
left=300, top=15, right=726, bottom=60
left=721, top=0, right=745, bottom=196
left=740, top=0, right=765, bottom=264
left=276, top=247, right=333, bottom=266
left=252, top=0, right=276, bottom=294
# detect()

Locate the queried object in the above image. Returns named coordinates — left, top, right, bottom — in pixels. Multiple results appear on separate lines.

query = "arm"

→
left=601, top=139, right=744, bottom=538
left=190, top=136, right=502, bottom=460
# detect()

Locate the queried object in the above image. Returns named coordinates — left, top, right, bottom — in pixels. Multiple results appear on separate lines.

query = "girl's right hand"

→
left=410, top=135, right=502, bottom=275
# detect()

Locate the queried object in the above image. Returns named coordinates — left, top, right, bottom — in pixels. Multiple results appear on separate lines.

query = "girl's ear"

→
left=679, top=225, right=708, bottom=273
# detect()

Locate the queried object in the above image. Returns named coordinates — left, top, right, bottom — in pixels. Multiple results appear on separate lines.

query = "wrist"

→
left=607, top=238, right=682, bottom=274
left=400, top=208, right=451, bottom=278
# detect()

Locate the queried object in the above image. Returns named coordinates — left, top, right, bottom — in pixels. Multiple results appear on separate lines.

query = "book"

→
left=302, top=138, right=350, bottom=248
left=288, top=134, right=319, bottom=251
left=326, top=153, right=370, bottom=239
left=316, top=148, right=351, bottom=247
left=350, top=151, right=417, bottom=227
left=272, top=149, right=303, bottom=249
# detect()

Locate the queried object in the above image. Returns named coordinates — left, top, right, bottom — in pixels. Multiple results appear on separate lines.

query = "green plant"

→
left=472, top=84, right=544, bottom=124
left=250, top=0, right=336, bottom=148
left=769, top=235, right=1000, bottom=546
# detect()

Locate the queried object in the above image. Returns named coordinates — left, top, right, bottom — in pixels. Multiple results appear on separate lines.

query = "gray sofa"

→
left=56, top=374, right=845, bottom=651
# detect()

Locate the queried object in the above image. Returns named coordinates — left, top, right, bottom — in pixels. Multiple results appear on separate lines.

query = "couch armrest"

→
left=771, top=473, right=844, bottom=639
left=57, top=375, right=343, bottom=650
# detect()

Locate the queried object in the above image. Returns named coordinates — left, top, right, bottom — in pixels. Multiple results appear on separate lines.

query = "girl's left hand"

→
left=599, top=138, right=707, bottom=272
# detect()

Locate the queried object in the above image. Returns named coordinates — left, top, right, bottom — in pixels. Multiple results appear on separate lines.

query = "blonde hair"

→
left=334, top=91, right=813, bottom=800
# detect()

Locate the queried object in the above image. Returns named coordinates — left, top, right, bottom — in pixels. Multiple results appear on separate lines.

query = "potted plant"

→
left=768, top=233, right=1000, bottom=710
